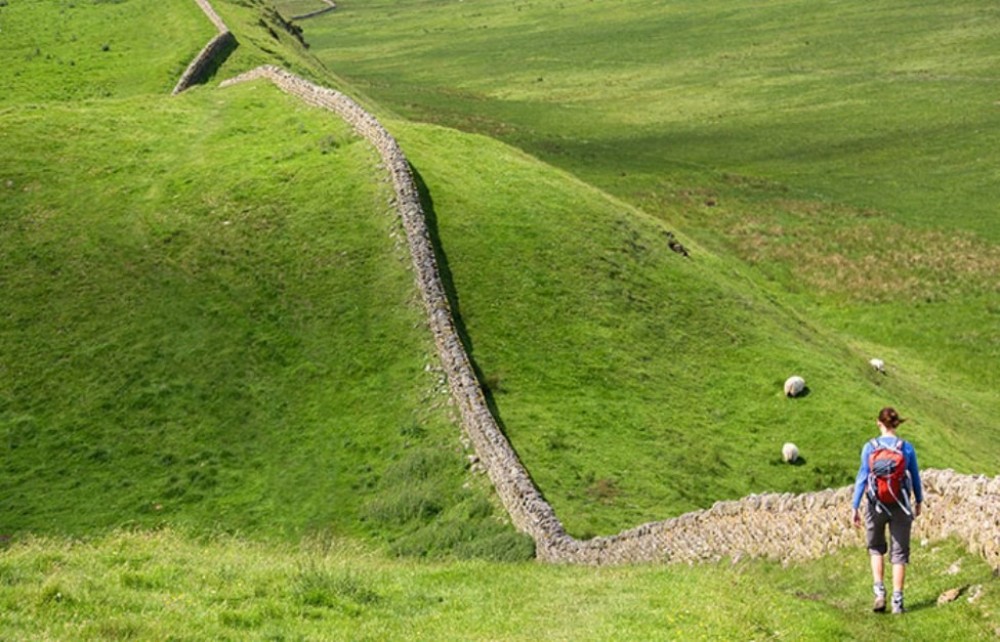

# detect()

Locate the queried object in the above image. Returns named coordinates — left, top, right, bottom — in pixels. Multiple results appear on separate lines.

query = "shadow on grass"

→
left=187, top=33, right=239, bottom=90
left=410, top=164, right=511, bottom=439
left=903, top=597, right=938, bottom=613
left=411, top=164, right=564, bottom=545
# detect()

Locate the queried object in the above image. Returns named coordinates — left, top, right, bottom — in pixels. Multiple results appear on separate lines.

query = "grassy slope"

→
left=2, top=0, right=994, bottom=541
left=394, top=121, right=993, bottom=536
left=296, top=0, right=1000, bottom=441
left=1, top=530, right=998, bottom=641
left=0, top=0, right=528, bottom=558
left=0, top=0, right=213, bottom=100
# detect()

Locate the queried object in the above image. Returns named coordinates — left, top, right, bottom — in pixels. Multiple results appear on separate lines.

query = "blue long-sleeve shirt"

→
left=851, top=435, right=924, bottom=509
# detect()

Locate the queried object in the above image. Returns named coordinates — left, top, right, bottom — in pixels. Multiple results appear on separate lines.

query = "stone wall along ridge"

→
left=291, top=0, right=337, bottom=21
left=172, top=0, right=234, bottom=95
left=218, top=65, right=571, bottom=553
left=189, top=1, right=1000, bottom=570
left=193, top=0, right=228, bottom=33
left=180, top=5, right=569, bottom=549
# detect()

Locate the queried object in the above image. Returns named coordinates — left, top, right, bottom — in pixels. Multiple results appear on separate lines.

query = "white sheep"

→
left=869, top=358, right=886, bottom=373
left=782, top=442, right=800, bottom=463
left=784, top=375, right=805, bottom=397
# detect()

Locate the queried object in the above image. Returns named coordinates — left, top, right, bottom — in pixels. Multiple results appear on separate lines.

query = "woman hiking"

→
left=851, top=407, right=924, bottom=614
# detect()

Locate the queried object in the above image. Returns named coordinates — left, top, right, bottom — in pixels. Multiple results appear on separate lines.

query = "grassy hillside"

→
left=2, top=529, right=998, bottom=640
left=2, top=1, right=999, bottom=639
left=391, top=121, right=995, bottom=536
left=4, top=0, right=997, bottom=544
left=0, top=0, right=528, bottom=559
left=294, top=0, right=1000, bottom=455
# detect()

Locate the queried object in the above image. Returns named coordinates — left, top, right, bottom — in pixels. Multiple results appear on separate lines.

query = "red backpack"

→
left=866, top=438, right=911, bottom=514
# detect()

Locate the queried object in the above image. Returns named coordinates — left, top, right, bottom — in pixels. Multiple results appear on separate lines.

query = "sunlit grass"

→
left=1, top=1, right=998, bottom=639
left=294, top=0, right=1000, bottom=523
left=0, top=0, right=212, bottom=101
left=389, top=121, right=998, bottom=536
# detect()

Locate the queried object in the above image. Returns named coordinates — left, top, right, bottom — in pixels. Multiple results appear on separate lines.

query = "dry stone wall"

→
left=188, top=1, right=1000, bottom=569
left=192, top=0, right=229, bottom=32
left=172, top=0, right=234, bottom=95
left=219, top=65, right=570, bottom=553
left=541, top=470, right=1000, bottom=568
left=291, top=0, right=337, bottom=21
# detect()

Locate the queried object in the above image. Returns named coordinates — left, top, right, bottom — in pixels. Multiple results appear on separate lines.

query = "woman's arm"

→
left=907, top=442, right=924, bottom=505
left=851, top=442, right=872, bottom=510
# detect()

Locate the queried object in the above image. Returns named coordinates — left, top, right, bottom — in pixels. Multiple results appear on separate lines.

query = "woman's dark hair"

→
left=879, top=406, right=906, bottom=429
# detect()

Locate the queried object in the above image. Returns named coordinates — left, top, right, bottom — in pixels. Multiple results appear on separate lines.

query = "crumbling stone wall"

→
left=190, top=1, right=1000, bottom=570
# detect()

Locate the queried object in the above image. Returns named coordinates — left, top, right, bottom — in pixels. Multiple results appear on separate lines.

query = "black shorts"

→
left=865, top=501, right=913, bottom=564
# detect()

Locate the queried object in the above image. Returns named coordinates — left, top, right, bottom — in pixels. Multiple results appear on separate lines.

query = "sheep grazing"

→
left=782, top=442, right=800, bottom=463
left=869, top=358, right=886, bottom=373
left=784, top=375, right=805, bottom=397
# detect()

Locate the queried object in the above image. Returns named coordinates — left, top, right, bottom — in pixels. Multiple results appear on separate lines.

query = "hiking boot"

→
left=873, top=593, right=886, bottom=612
left=892, top=597, right=905, bottom=614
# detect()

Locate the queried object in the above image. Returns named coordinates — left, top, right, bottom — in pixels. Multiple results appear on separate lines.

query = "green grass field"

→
left=300, top=0, right=1000, bottom=234
left=389, top=119, right=997, bottom=536
left=0, top=0, right=213, bottom=100
left=2, top=0, right=999, bottom=638
left=297, top=0, right=1000, bottom=410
